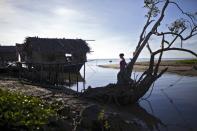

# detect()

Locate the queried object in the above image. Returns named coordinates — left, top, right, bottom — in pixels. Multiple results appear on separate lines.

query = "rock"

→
left=80, top=104, right=101, bottom=119
left=74, top=104, right=141, bottom=131
left=45, top=118, right=73, bottom=131
left=57, top=106, right=71, bottom=118
left=74, top=126, right=89, bottom=131
left=79, top=105, right=101, bottom=128
left=105, top=113, right=141, bottom=131
left=74, top=104, right=102, bottom=131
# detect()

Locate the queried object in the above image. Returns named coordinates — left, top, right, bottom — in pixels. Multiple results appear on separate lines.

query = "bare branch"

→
left=148, top=55, right=155, bottom=74
left=169, top=1, right=196, bottom=25
left=146, top=43, right=153, bottom=54
left=131, top=0, right=170, bottom=66
left=164, top=40, right=170, bottom=45
left=155, top=0, right=166, bottom=5
left=157, top=67, right=168, bottom=79
left=136, top=71, right=147, bottom=85
left=156, top=28, right=197, bottom=42
left=168, top=28, right=186, bottom=48
left=154, top=35, right=164, bottom=75
left=153, top=47, right=197, bottom=57
left=153, top=28, right=186, bottom=48
left=136, top=10, right=155, bottom=51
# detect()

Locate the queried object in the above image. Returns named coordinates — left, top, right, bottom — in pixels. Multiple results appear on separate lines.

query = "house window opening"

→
left=65, top=53, right=72, bottom=63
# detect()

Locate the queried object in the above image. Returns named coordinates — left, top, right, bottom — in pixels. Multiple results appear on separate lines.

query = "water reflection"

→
left=69, top=59, right=197, bottom=130
left=63, top=72, right=84, bottom=87
left=104, top=103, right=166, bottom=131
left=130, top=103, right=166, bottom=130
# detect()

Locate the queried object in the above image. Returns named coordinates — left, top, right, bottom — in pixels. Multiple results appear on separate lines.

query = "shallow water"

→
left=69, top=59, right=197, bottom=131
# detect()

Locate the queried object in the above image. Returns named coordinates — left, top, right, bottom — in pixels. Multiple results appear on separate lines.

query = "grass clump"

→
left=0, top=88, right=56, bottom=130
left=175, top=59, right=197, bottom=64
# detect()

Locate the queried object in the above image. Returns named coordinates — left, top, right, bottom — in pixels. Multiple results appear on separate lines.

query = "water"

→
left=70, top=59, right=197, bottom=131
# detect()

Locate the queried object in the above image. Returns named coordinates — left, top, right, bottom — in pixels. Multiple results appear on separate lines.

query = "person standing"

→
left=117, top=53, right=127, bottom=85
left=119, top=53, right=127, bottom=71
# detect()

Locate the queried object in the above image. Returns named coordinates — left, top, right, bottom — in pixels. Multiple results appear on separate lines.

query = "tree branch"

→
left=136, top=71, right=147, bottom=85
left=156, top=28, right=197, bottom=42
left=154, top=35, right=165, bottom=75
left=157, top=67, right=168, bottom=79
left=127, top=0, right=170, bottom=75
left=136, top=8, right=155, bottom=51
left=148, top=54, right=155, bottom=74
left=153, top=47, right=197, bottom=57
left=169, top=1, right=196, bottom=25
left=168, top=28, right=185, bottom=48
left=146, top=43, right=153, bottom=54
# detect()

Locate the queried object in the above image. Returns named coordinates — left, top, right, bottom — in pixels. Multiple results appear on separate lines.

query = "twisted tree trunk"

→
left=81, top=73, right=158, bottom=105
left=81, top=0, right=197, bottom=105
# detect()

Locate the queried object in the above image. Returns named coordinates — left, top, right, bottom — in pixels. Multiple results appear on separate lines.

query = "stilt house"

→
left=22, top=37, right=90, bottom=63
left=20, top=37, right=90, bottom=72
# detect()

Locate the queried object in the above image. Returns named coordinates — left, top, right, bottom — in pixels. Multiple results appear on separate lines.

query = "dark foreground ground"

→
left=1, top=74, right=168, bottom=131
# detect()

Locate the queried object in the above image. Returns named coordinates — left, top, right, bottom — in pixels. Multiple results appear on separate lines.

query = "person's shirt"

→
left=120, top=58, right=127, bottom=71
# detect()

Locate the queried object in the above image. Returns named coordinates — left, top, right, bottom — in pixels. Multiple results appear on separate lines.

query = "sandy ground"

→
left=98, top=60, right=197, bottom=76
left=0, top=75, right=90, bottom=119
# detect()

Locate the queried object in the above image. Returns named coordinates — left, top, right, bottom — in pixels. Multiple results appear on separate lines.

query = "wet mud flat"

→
left=98, top=60, right=197, bottom=76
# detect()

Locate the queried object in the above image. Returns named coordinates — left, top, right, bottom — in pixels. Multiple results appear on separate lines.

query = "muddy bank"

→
left=98, top=60, right=197, bottom=76
left=0, top=75, right=165, bottom=131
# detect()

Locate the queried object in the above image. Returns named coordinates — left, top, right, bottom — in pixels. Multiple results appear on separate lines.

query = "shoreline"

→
left=98, top=60, right=197, bottom=76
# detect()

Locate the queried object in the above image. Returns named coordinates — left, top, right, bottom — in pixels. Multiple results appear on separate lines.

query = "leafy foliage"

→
left=98, top=109, right=110, bottom=130
left=144, top=0, right=160, bottom=17
left=0, top=89, right=56, bottom=130
left=168, top=18, right=186, bottom=33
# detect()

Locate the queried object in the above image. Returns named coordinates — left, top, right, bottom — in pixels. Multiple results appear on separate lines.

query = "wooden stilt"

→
left=77, top=73, right=79, bottom=92
left=83, top=62, right=86, bottom=91
left=68, top=72, right=71, bottom=88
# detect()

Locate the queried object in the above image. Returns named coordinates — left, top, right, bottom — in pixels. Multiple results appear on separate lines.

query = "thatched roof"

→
left=23, top=37, right=91, bottom=54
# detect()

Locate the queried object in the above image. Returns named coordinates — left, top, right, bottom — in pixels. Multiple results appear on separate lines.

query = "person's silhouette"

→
left=117, top=53, right=127, bottom=85
left=119, top=53, right=127, bottom=71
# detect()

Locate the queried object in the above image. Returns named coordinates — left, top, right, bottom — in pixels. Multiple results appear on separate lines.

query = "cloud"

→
left=0, top=0, right=196, bottom=58
left=0, top=0, right=100, bottom=44
left=53, top=8, right=78, bottom=16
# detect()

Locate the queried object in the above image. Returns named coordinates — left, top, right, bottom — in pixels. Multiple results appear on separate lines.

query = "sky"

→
left=0, top=0, right=197, bottom=59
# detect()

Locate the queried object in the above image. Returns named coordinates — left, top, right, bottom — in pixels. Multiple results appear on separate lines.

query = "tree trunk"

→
left=81, top=71, right=156, bottom=105
left=81, top=0, right=197, bottom=106
left=117, top=70, right=134, bottom=85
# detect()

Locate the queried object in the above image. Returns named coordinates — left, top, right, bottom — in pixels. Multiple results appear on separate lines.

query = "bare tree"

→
left=82, top=0, right=197, bottom=105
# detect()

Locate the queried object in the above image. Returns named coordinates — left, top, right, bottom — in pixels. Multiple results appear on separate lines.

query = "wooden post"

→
left=68, top=72, right=71, bottom=88
left=31, top=63, right=33, bottom=82
left=83, top=62, right=86, bottom=91
left=76, top=73, right=79, bottom=92
left=56, top=64, right=58, bottom=85
left=40, top=64, right=43, bottom=83
left=56, top=64, right=59, bottom=85
left=61, top=64, right=64, bottom=85
left=48, top=64, right=50, bottom=84
left=18, top=62, right=22, bottom=80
